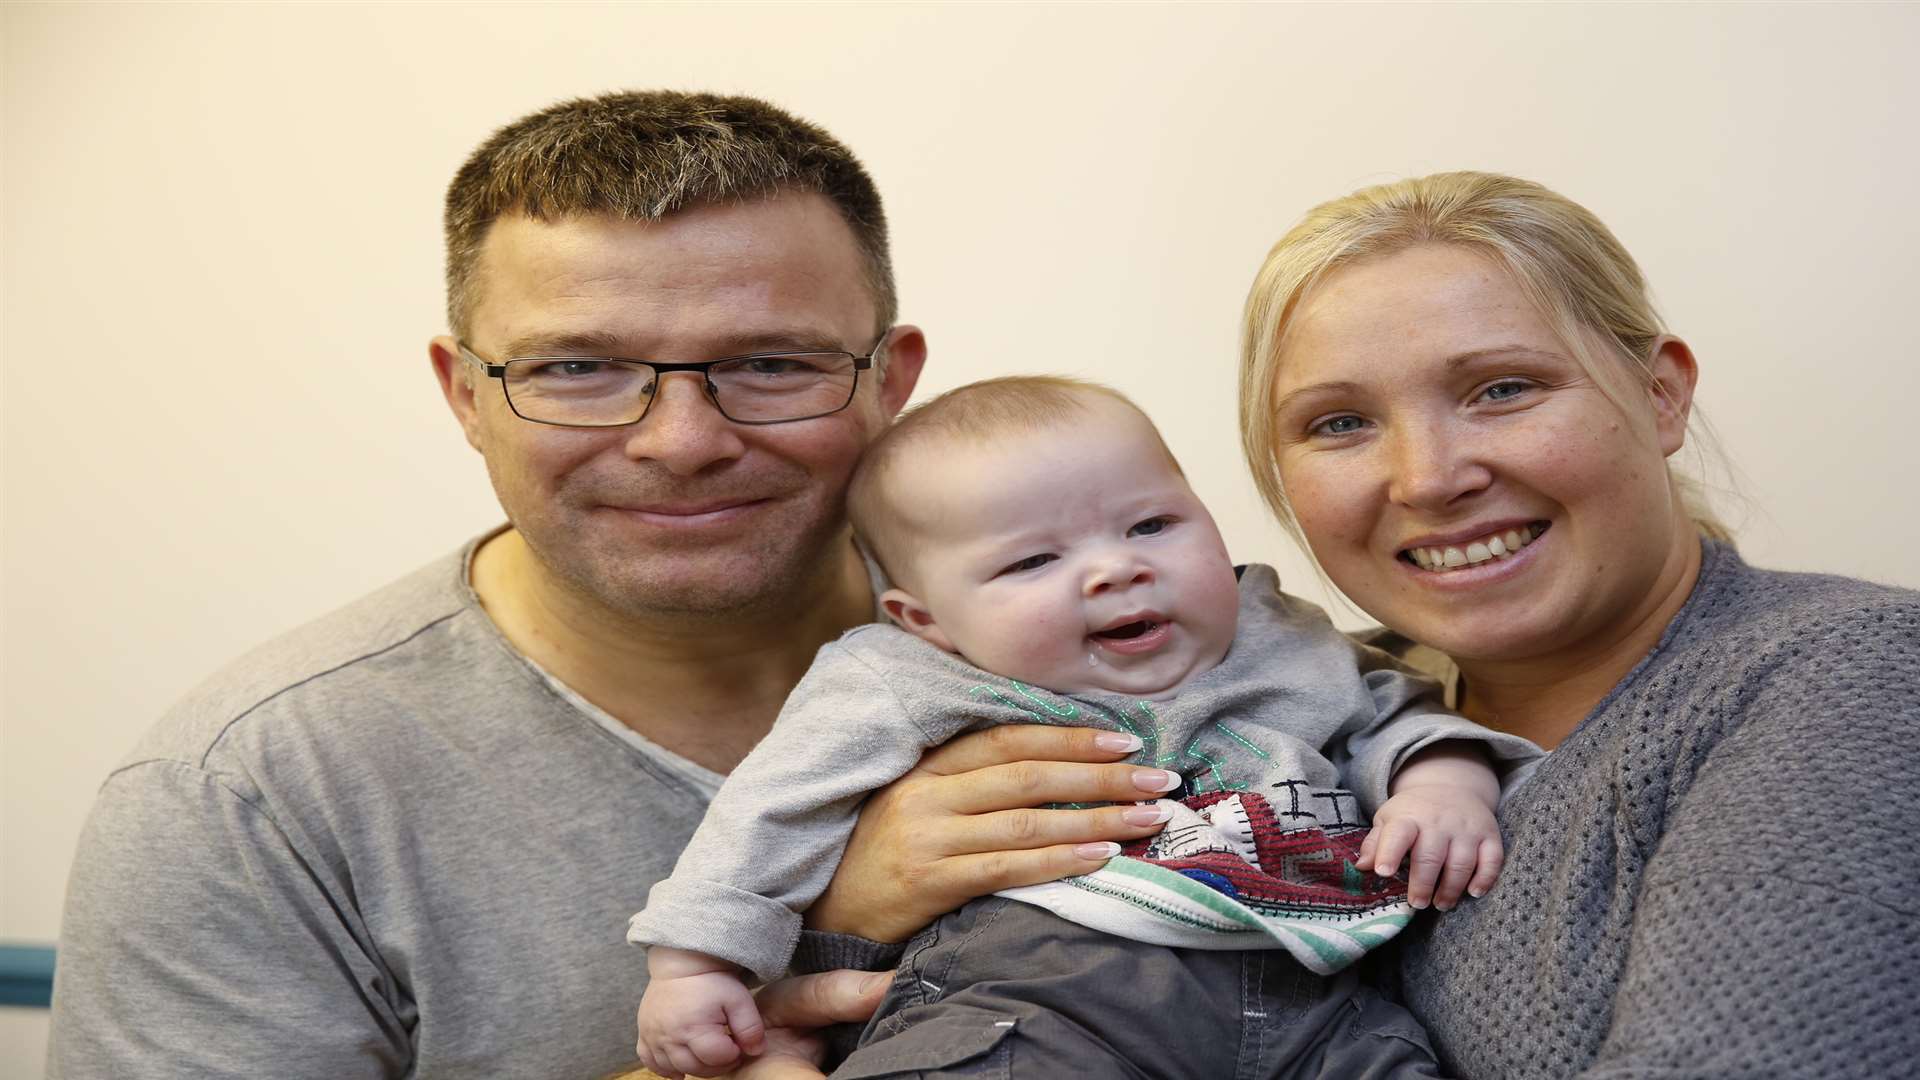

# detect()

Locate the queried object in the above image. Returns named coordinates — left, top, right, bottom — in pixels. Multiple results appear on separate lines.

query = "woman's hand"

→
left=804, top=725, right=1180, bottom=943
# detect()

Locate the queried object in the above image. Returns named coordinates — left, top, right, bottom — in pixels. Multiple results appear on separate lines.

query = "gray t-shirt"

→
left=49, top=536, right=721, bottom=1079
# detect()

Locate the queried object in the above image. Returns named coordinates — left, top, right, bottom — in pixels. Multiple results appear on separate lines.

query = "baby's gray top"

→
left=631, top=563, right=1539, bottom=982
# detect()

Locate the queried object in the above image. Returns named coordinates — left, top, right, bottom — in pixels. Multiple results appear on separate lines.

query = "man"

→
left=50, top=92, right=1165, bottom=1078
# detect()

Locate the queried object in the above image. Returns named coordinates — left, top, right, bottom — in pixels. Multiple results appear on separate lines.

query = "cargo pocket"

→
left=832, top=1012, right=1017, bottom=1079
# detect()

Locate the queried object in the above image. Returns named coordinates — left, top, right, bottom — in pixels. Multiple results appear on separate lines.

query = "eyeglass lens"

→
left=501, top=353, right=860, bottom=425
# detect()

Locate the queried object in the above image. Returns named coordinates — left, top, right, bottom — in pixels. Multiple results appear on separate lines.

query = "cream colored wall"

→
left=4, top=2, right=1918, bottom=1064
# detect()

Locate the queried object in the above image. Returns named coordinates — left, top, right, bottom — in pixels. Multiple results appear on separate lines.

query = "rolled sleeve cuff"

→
left=1353, top=722, right=1544, bottom=815
left=627, top=878, right=803, bottom=984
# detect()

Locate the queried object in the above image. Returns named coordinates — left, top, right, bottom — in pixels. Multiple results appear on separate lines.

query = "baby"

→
left=628, top=377, right=1538, bottom=1079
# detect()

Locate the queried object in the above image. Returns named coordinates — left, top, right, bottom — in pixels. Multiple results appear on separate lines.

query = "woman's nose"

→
left=1384, top=421, right=1492, bottom=510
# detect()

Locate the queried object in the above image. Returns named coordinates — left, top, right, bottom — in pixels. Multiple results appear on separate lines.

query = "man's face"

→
left=437, top=194, right=922, bottom=618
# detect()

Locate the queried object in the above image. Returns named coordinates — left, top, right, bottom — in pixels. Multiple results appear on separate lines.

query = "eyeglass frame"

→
left=455, top=332, right=890, bottom=428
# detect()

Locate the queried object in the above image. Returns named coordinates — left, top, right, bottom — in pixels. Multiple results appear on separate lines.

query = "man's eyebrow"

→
left=501, top=329, right=629, bottom=358
left=499, top=328, right=850, bottom=360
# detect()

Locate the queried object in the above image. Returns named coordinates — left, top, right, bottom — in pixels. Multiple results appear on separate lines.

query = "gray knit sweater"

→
left=1397, top=541, right=1920, bottom=1077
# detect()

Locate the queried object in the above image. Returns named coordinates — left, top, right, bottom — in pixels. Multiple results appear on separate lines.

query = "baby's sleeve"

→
left=1335, top=640, right=1541, bottom=814
left=626, top=642, right=938, bottom=983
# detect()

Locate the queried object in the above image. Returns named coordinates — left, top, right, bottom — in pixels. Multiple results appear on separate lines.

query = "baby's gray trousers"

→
left=833, top=897, right=1446, bottom=1080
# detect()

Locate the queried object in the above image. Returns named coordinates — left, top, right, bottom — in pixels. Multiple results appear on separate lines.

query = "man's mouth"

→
left=607, top=498, right=770, bottom=526
left=1401, top=522, right=1548, bottom=572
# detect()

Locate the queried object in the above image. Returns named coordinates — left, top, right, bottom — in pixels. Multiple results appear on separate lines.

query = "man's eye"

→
left=1310, top=414, right=1367, bottom=437
left=529, top=360, right=609, bottom=379
left=1001, top=554, right=1056, bottom=575
left=1128, top=516, right=1173, bottom=537
left=733, top=355, right=818, bottom=377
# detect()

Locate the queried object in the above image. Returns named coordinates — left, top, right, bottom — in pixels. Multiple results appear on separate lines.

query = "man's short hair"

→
left=444, top=90, right=895, bottom=340
left=849, top=375, right=1175, bottom=587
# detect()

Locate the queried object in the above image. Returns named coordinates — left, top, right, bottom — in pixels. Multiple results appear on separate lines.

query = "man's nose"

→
left=620, top=371, right=748, bottom=475
left=1384, top=418, right=1492, bottom=511
left=1084, top=551, right=1154, bottom=596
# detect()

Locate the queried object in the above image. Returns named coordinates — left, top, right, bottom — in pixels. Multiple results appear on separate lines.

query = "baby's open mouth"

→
left=1092, top=619, right=1159, bottom=641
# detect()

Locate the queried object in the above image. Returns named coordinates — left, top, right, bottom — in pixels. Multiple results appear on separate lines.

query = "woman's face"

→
left=1268, top=243, right=1697, bottom=666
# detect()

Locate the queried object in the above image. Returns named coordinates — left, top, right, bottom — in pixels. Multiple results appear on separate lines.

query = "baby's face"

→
left=887, top=399, right=1240, bottom=698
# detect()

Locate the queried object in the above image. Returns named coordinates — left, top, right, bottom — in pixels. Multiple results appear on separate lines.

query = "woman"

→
left=1237, top=172, right=1919, bottom=1076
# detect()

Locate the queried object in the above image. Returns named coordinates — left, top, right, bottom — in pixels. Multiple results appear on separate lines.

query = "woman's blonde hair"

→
left=1238, top=170, right=1731, bottom=544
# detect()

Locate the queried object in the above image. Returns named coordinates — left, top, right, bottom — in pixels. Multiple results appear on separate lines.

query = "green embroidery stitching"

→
left=1180, top=737, right=1246, bottom=794
left=1212, top=722, right=1270, bottom=759
left=967, top=680, right=1079, bottom=722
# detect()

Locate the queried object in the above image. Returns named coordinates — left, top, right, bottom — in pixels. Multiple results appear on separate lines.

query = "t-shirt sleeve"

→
left=49, top=761, right=409, bottom=1079
left=1581, top=627, right=1920, bottom=1076
left=626, top=643, right=939, bottom=983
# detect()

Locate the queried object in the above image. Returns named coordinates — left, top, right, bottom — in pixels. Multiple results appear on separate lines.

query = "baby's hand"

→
left=636, top=950, right=767, bottom=1080
left=1358, top=784, right=1502, bottom=912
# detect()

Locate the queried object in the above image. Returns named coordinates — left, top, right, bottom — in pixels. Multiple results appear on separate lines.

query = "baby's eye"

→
left=1128, top=516, right=1174, bottom=538
left=1309, top=414, right=1368, bottom=437
left=1001, top=553, right=1056, bottom=575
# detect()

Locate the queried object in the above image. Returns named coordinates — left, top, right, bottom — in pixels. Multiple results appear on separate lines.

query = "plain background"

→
left=5, top=2, right=1918, bottom=1070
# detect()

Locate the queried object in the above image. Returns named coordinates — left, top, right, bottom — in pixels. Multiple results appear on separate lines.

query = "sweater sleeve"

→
left=49, top=762, right=409, bottom=1079
left=626, top=643, right=939, bottom=983
left=1580, top=620, right=1920, bottom=1077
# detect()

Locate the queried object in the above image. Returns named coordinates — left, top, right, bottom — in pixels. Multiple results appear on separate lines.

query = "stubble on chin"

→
left=526, top=496, right=856, bottom=622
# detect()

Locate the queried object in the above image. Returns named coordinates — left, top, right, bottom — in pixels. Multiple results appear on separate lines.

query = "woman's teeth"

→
left=1406, top=524, right=1545, bottom=572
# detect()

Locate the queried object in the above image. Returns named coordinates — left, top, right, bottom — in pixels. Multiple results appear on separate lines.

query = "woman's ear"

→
left=1646, top=336, right=1699, bottom=457
left=881, top=588, right=956, bottom=653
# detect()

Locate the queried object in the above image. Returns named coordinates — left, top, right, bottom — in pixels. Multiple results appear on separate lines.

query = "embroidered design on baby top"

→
left=967, top=676, right=1414, bottom=973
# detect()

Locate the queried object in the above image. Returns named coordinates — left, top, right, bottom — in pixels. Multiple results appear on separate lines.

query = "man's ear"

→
left=873, top=325, right=926, bottom=419
left=429, top=335, right=485, bottom=452
left=1645, top=336, right=1699, bottom=457
left=881, top=587, right=956, bottom=653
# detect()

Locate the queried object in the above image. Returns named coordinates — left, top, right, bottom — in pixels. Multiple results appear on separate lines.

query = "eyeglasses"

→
left=456, top=337, right=884, bottom=427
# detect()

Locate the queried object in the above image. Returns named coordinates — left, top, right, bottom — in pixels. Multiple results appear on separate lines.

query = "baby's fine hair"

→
left=849, top=375, right=1172, bottom=587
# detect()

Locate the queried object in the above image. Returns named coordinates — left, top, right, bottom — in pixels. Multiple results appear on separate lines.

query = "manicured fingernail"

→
left=1075, top=842, right=1122, bottom=860
left=1094, top=732, right=1143, bottom=752
left=1121, top=802, right=1173, bottom=826
left=1132, top=769, right=1180, bottom=793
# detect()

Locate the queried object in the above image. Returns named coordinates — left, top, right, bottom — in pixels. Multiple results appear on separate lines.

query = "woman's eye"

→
left=1128, top=516, right=1173, bottom=537
left=1309, top=414, right=1367, bottom=437
left=1479, top=379, right=1531, bottom=403
left=1002, top=553, right=1055, bottom=575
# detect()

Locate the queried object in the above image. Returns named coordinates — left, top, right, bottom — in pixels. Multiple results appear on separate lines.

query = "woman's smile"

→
left=1400, top=521, right=1546, bottom=572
